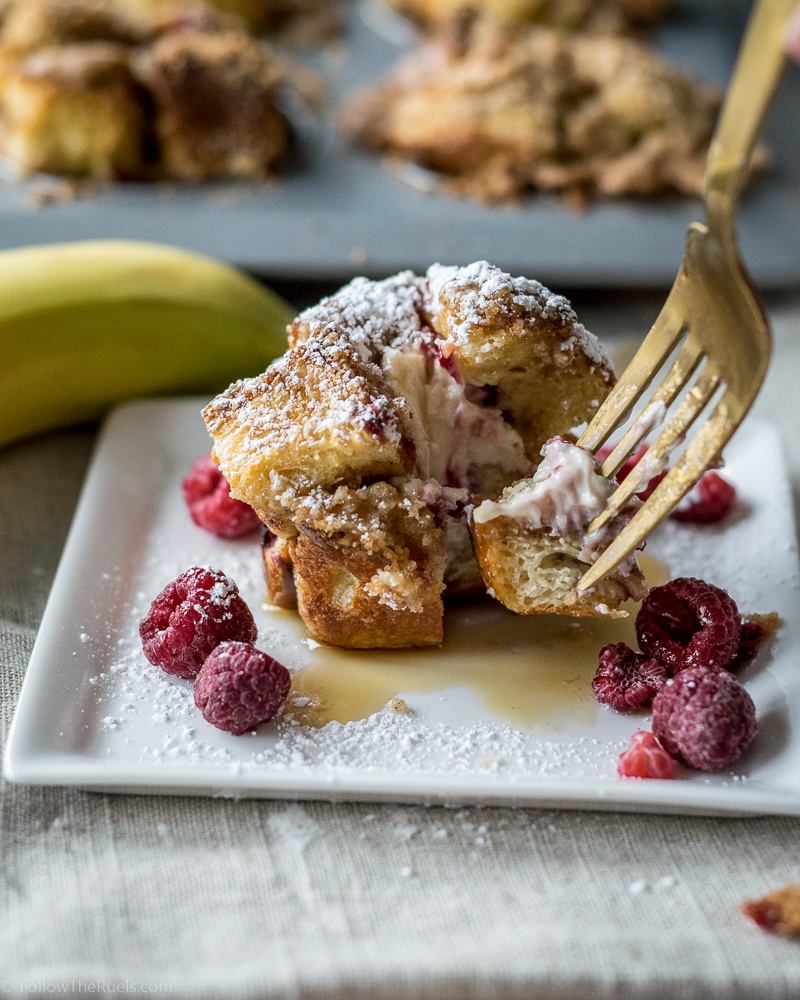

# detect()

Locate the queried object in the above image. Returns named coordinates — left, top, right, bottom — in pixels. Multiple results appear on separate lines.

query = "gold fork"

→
left=576, top=0, right=794, bottom=595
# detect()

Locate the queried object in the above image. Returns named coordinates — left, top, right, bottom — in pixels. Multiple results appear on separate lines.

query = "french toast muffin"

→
left=342, top=12, right=720, bottom=204
left=204, top=261, right=634, bottom=649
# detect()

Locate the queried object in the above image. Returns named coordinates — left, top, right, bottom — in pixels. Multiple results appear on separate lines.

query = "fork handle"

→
left=705, top=0, right=795, bottom=229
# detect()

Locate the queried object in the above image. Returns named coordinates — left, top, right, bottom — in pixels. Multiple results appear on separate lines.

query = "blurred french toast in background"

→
left=342, top=10, right=720, bottom=204
left=0, top=0, right=327, bottom=179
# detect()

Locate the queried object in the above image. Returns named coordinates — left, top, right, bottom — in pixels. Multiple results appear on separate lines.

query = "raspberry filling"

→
left=597, top=443, right=667, bottom=501
left=474, top=437, right=644, bottom=578
left=381, top=339, right=530, bottom=492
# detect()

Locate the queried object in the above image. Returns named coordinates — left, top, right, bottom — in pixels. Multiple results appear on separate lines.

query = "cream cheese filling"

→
left=380, top=344, right=529, bottom=488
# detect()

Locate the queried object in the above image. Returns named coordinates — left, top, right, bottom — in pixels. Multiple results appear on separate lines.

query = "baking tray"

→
left=0, top=0, right=798, bottom=287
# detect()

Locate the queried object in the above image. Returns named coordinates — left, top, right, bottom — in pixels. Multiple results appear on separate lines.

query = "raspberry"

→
left=140, top=566, right=257, bottom=678
left=596, top=444, right=666, bottom=500
left=741, top=884, right=800, bottom=937
left=194, top=641, right=291, bottom=735
left=182, top=455, right=260, bottom=539
left=671, top=472, right=736, bottom=524
left=636, top=577, right=741, bottom=673
left=652, top=667, right=757, bottom=771
left=617, top=731, right=675, bottom=779
left=592, top=643, right=667, bottom=711
left=741, top=898, right=783, bottom=933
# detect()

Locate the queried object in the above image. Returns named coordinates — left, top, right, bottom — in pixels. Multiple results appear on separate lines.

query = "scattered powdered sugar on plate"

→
left=40, top=401, right=800, bottom=807
left=89, top=531, right=630, bottom=780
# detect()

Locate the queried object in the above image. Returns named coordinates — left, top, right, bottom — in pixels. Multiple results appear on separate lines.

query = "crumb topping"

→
left=342, top=15, right=721, bottom=204
left=426, top=260, right=607, bottom=367
left=292, top=271, right=429, bottom=360
left=204, top=338, right=407, bottom=455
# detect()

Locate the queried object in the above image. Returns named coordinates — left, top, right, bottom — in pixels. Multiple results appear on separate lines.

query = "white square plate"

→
left=5, top=398, right=800, bottom=815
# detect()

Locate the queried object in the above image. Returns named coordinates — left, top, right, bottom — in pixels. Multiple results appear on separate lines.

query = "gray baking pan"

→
left=0, top=0, right=798, bottom=288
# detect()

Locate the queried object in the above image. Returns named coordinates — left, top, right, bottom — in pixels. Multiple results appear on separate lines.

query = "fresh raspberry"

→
left=592, top=643, right=668, bottom=711
left=182, top=455, right=260, bottom=539
left=671, top=472, right=736, bottom=524
left=617, top=731, right=675, bottom=779
left=652, top=667, right=757, bottom=771
left=140, top=567, right=257, bottom=679
left=596, top=443, right=666, bottom=500
left=194, top=641, right=291, bottom=735
left=636, top=577, right=741, bottom=673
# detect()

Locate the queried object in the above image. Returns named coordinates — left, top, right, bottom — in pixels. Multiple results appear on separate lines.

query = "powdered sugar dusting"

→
left=292, top=271, right=428, bottom=358
left=426, top=261, right=609, bottom=369
left=204, top=338, right=406, bottom=455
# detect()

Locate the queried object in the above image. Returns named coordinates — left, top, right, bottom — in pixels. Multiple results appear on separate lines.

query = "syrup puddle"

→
left=288, top=555, right=668, bottom=730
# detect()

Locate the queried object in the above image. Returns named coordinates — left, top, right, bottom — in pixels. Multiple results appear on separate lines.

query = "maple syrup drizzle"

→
left=286, top=555, right=668, bottom=729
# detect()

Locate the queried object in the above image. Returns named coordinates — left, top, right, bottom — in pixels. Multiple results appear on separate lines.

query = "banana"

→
left=0, top=239, right=297, bottom=449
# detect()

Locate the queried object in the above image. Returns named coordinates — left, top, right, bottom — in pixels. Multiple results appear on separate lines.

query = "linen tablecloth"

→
left=3, top=291, right=800, bottom=1000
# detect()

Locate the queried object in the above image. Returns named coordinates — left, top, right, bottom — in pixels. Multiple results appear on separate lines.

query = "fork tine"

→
left=578, top=303, right=685, bottom=453
left=588, top=365, right=722, bottom=533
left=599, top=336, right=704, bottom=479
left=577, top=391, right=743, bottom=594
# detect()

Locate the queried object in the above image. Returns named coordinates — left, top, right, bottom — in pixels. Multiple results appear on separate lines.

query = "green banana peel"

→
left=0, top=240, right=296, bottom=450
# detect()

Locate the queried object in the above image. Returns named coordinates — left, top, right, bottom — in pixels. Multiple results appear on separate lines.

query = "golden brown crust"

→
left=289, top=483, right=446, bottom=648
left=342, top=14, right=719, bottom=204
left=425, top=261, right=614, bottom=459
left=472, top=513, right=646, bottom=617
left=204, top=338, right=414, bottom=532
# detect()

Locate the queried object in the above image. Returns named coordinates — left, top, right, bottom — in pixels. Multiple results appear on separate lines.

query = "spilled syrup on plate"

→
left=286, top=555, right=668, bottom=730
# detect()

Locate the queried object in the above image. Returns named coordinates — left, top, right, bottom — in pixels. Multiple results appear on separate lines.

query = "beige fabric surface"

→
left=3, top=294, right=800, bottom=999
